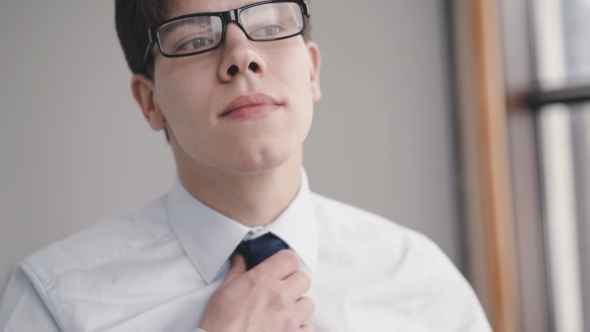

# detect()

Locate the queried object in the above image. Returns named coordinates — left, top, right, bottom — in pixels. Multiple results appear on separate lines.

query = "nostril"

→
left=227, top=65, right=239, bottom=76
left=248, top=62, right=259, bottom=72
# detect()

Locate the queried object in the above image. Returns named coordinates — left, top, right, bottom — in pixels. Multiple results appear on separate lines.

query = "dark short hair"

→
left=115, top=0, right=313, bottom=80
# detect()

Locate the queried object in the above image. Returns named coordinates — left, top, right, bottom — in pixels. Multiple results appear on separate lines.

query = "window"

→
left=532, top=0, right=590, bottom=331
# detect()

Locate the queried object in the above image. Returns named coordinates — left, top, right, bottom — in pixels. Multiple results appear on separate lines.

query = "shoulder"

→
left=311, top=193, right=491, bottom=330
left=311, top=192, right=464, bottom=284
left=15, top=196, right=180, bottom=330
left=311, top=192, right=435, bottom=254
left=17, top=196, right=176, bottom=318
left=24, top=196, right=173, bottom=276
left=311, top=192, right=449, bottom=292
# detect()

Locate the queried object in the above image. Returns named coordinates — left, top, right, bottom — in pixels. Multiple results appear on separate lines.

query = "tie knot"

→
left=236, top=232, right=289, bottom=270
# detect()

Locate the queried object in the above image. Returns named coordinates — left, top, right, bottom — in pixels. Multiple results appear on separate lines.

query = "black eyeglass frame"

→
left=141, top=0, right=311, bottom=72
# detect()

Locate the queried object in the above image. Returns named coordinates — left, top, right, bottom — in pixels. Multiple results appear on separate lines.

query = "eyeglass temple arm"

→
left=302, top=0, right=310, bottom=17
left=141, top=29, right=155, bottom=74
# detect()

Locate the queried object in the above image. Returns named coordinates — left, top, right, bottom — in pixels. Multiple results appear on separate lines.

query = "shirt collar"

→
left=166, top=169, right=319, bottom=284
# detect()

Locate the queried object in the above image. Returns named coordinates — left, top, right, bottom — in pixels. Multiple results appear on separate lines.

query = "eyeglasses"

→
left=142, top=0, right=310, bottom=71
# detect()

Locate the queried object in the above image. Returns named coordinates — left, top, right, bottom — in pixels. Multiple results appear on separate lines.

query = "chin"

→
left=172, top=124, right=308, bottom=175
left=210, top=143, right=299, bottom=175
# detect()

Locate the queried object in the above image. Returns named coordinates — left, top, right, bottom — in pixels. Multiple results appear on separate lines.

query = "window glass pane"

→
left=562, top=0, right=590, bottom=86
left=569, top=102, right=590, bottom=332
left=538, top=103, right=584, bottom=332
left=533, top=0, right=590, bottom=89
left=532, top=1, right=590, bottom=331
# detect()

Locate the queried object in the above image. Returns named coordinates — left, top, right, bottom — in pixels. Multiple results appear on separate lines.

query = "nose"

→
left=218, top=23, right=267, bottom=82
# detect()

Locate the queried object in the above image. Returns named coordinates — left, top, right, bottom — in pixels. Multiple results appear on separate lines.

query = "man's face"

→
left=135, top=0, right=321, bottom=175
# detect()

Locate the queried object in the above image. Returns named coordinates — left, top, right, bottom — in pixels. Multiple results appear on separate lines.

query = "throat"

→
left=178, top=162, right=302, bottom=228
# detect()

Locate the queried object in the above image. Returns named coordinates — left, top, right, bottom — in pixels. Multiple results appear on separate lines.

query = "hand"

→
left=199, top=250, right=315, bottom=332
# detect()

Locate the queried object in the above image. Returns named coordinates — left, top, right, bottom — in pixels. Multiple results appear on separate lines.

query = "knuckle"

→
left=300, top=296, right=315, bottom=315
left=307, top=297, right=316, bottom=312
left=300, top=324, right=314, bottom=332
left=283, top=317, right=296, bottom=329
left=299, top=271, right=312, bottom=289
left=283, top=250, right=301, bottom=264
left=278, top=250, right=300, bottom=271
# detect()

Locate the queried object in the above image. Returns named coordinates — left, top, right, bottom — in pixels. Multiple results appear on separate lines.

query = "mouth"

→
left=220, top=93, right=282, bottom=119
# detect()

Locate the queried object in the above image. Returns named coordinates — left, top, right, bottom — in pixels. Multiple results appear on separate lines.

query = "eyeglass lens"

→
left=157, top=2, right=304, bottom=56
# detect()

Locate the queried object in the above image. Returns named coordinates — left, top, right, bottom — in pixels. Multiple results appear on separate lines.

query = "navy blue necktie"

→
left=236, top=232, right=289, bottom=270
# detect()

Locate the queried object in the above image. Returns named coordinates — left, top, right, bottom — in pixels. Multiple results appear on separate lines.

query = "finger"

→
left=294, top=296, right=315, bottom=325
left=283, top=270, right=312, bottom=300
left=300, top=324, right=315, bottom=332
left=221, top=252, right=247, bottom=287
left=253, top=249, right=300, bottom=280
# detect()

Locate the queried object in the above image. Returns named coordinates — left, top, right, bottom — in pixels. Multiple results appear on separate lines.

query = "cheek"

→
left=273, top=48, right=315, bottom=130
left=266, top=46, right=313, bottom=100
left=284, top=57, right=315, bottom=127
left=155, top=64, right=215, bottom=127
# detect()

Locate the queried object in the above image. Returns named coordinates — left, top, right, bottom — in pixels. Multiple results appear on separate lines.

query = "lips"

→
left=220, top=93, right=282, bottom=118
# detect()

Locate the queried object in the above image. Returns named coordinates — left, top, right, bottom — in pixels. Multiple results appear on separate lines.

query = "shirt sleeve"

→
left=0, top=267, right=61, bottom=332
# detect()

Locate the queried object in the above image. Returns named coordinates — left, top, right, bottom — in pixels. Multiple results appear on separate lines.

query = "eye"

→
left=252, top=25, right=281, bottom=38
left=178, top=37, right=214, bottom=51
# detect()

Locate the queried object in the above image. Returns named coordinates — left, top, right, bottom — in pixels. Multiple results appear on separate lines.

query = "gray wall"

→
left=0, top=0, right=460, bottom=299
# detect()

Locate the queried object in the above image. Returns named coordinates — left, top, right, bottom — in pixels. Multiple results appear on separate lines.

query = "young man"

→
left=0, top=0, right=491, bottom=331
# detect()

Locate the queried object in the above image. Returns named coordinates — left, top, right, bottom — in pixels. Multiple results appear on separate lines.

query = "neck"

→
left=174, top=151, right=303, bottom=228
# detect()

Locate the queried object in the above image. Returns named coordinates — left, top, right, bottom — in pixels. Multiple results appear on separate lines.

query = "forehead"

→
left=168, top=0, right=263, bottom=18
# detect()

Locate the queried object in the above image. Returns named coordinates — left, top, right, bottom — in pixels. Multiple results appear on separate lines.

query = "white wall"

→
left=0, top=0, right=460, bottom=299
left=306, top=0, right=459, bottom=268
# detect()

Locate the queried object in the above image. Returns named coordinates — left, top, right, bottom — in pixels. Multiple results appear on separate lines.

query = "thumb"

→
left=221, top=252, right=247, bottom=287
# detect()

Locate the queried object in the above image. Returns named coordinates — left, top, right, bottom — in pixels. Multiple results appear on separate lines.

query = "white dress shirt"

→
left=0, top=170, right=491, bottom=332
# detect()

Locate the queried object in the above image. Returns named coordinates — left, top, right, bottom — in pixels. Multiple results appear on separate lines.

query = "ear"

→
left=131, top=74, right=167, bottom=131
left=306, top=41, right=322, bottom=102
